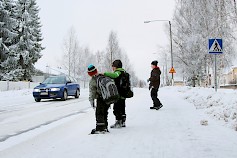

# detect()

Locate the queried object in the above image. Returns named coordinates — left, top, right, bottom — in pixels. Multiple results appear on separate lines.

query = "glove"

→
left=90, top=100, right=95, bottom=109
left=149, top=85, right=153, bottom=90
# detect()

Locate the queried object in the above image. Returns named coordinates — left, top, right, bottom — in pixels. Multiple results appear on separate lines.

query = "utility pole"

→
left=144, top=20, right=174, bottom=85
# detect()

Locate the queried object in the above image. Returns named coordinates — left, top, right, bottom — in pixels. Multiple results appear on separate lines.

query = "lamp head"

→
left=144, top=21, right=151, bottom=23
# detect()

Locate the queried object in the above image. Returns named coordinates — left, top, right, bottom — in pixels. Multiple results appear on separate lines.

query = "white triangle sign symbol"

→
left=210, top=39, right=222, bottom=52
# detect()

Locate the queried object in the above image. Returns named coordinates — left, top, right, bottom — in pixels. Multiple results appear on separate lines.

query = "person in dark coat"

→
left=148, top=60, right=163, bottom=110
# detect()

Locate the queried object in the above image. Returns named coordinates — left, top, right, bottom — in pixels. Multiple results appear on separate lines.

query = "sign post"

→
left=169, top=67, right=176, bottom=86
left=208, top=38, right=223, bottom=92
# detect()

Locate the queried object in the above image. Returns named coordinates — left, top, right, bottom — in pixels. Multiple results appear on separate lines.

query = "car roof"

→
left=48, top=75, right=66, bottom=78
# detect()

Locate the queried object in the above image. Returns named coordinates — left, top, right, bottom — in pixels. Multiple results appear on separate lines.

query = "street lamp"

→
left=144, top=20, right=174, bottom=86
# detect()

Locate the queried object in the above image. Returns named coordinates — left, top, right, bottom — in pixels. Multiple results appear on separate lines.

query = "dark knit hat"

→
left=112, top=59, right=122, bottom=68
left=151, top=60, right=158, bottom=66
left=88, top=64, right=97, bottom=76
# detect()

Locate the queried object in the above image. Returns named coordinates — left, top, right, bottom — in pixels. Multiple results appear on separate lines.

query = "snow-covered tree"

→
left=5, top=0, right=43, bottom=81
left=103, top=30, right=139, bottom=86
left=94, top=50, right=106, bottom=72
left=0, top=0, right=18, bottom=80
left=61, top=27, right=95, bottom=86
left=62, top=27, right=79, bottom=77
left=172, top=0, right=237, bottom=85
left=75, top=46, right=95, bottom=83
left=104, top=30, right=122, bottom=71
left=61, top=29, right=142, bottom=87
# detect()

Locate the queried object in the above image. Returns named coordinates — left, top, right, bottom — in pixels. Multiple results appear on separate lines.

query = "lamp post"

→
left=144, top=20, right=174, bottom=86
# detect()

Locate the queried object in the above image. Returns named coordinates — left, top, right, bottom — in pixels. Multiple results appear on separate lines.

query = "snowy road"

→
left=0, top=87, right=237, bottom=158
left=0, top=90, right=90, bottom=142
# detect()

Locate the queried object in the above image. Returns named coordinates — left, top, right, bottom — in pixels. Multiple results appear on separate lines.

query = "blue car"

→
left=33, top=75, right=80, bottom=102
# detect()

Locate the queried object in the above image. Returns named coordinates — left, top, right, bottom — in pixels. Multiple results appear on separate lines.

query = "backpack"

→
left=97, top=75, right=120, bottom=105
left=118, top=71, right=134, bottom=98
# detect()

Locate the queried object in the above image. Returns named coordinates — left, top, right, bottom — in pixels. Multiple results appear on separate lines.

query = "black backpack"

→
left=97, top=75, right=120, bottom=104
left=118, top=71, right=134, bottom=98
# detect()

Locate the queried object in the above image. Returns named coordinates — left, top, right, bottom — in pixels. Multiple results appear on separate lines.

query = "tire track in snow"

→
left=0, top=97, right=88, bottom=124
left=0, top=107, right=90, bottom=142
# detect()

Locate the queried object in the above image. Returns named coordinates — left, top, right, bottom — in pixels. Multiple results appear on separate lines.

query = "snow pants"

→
left=113, top=98, right=126, bottom=122
left=95, top=97, right=110, bottom=131
left=150, top=88, right=162, bottom=107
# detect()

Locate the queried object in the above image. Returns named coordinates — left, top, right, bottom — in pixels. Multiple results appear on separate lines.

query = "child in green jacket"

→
left=104, top=60, right=127, bottom=128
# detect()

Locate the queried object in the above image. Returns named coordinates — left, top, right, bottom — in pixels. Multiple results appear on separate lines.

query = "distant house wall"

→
left=174, top=81, right=184, bottom=86
left=220, top=84, right=237, bottom=89
left=222, top=67, right=237, bottom=85
left=220, top=67, right=237, bottom=89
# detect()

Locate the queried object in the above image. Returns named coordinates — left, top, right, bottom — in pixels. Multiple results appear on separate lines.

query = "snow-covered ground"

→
left=0, top=86, right=237, bottom=158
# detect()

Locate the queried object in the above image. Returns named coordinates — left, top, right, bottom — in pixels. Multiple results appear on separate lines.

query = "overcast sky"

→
left=35, top=0, right=175, bottom=80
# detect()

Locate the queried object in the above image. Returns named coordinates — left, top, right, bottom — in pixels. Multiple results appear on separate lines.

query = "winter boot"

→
left=122, top=121, right=126, bottom=127
left=110, top=120, right=122, bottom=128
left=122, top=115, right=126, bottom=127
left=104, top=127, right=110, bottom=133
left=90, top=128, right=106, bottom=134
left=150, top=106, right=159, bottom=110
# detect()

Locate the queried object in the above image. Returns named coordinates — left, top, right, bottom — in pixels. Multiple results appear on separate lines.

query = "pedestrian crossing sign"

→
left=169, top=67, right=176, bottom=73
left=209, top=38, right=223, bottom=54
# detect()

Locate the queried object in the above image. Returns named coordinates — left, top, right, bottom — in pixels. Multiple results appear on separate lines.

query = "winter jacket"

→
left=148, top=66, right=161, bottom=89
left=104, top=68, right=126, bottom=99
left=89, top=75, right=101, bottom=103
left=104, top=68, right=125, bottom=84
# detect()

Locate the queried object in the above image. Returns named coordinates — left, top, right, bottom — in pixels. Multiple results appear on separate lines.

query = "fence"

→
left=0, top=80, right=89, bottom=91
left=220, top=84, right=237, bottom=90
left=0, top=81, right=40, bottom=91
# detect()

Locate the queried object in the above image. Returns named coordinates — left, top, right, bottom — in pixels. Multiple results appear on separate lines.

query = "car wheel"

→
left=75, top=89, right=80, bottom=98
left=35, top=98, right=41, bottom=102
left=61, top=90, right=68, bottom=101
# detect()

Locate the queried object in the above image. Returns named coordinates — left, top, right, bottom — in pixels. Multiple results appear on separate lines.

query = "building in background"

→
left=220, top=66, right=237, bottom=89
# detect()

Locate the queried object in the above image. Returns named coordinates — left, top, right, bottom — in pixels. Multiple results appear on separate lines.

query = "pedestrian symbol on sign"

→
left=209, top=39, right=223, bottom=54
left=214, top=41, right=221, bottom=51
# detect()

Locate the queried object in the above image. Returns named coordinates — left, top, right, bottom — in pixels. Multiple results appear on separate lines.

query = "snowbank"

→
left=173, top=86, right=237, bottom=131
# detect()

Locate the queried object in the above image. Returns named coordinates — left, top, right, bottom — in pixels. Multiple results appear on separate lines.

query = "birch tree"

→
left=103, top=30, right=139, bottom=86
left=61, top=28, right=94, bottom=86
left=172, top=0, right=237, bottom=85
left=104, top=30, right=122, bottom=71
left=62, top=27, right=78, bottom=77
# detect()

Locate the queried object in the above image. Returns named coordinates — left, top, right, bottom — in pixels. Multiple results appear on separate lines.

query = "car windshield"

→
left=42, top=76, right=66, bottom=84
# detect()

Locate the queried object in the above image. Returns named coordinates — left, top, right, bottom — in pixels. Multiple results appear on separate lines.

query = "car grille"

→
left=40, top=88, right=50, bottom=92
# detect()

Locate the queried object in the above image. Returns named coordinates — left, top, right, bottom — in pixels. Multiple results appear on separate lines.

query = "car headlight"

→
left=33, top=88, right=40, bottom=92
left=50, top=88, right=60, bottom=91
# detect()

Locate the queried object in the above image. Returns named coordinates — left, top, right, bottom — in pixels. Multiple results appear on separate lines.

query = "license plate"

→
left=40, top=92, right=48, bottom=95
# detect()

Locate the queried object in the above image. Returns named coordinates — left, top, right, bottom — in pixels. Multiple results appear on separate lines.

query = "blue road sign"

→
left=209, top=38, right=223, bottom=54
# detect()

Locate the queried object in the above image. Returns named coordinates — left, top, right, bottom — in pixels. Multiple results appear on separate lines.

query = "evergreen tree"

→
left=0, top=0, right=18, bottom=80
left=10, top=0, right=43, bottom=81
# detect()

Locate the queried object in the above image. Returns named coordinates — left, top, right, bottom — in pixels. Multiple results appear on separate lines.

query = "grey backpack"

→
left=97, top=75, right=119, bottom=105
